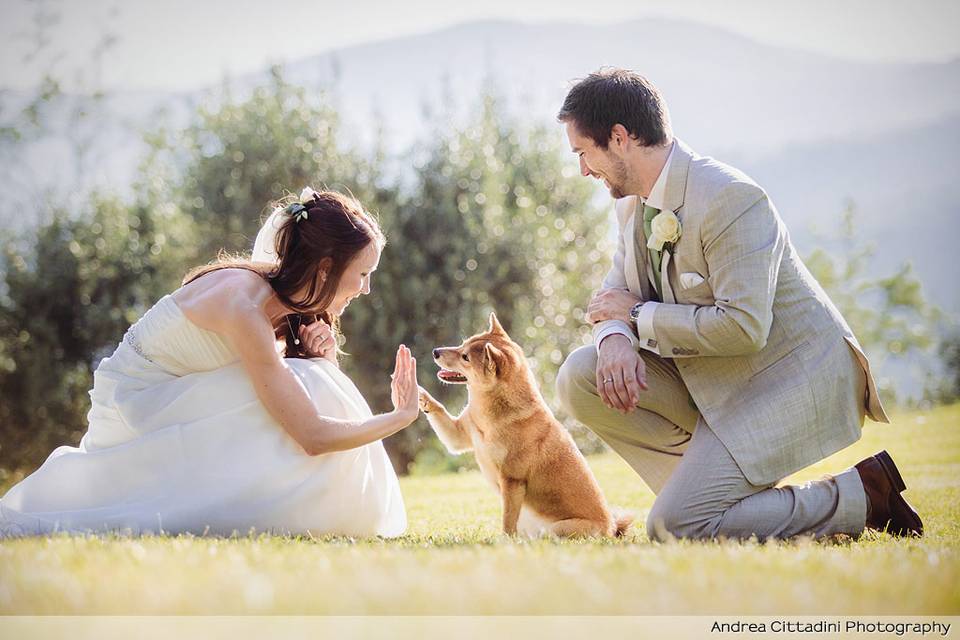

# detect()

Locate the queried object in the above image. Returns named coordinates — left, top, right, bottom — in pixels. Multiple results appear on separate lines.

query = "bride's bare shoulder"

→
left=172, top=267, right=273, bottom=331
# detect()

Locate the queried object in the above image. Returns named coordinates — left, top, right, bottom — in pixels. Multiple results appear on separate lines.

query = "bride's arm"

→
left=219, top=297, right=420, bottom=456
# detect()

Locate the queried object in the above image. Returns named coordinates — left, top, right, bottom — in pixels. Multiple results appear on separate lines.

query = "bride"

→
left=0, top=187, right=417, bottom=538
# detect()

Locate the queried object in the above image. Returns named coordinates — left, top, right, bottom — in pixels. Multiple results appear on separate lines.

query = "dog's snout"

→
left=432, top=348, right=440, bottom=359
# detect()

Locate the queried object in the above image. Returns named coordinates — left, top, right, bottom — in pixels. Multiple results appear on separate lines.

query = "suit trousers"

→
left=556, top=345, right=868, bottom=541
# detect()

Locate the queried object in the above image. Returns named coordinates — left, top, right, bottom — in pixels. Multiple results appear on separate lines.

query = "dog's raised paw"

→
left=418, top=387, right=441, bottom=413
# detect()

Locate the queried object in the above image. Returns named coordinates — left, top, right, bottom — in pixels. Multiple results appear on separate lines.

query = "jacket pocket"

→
left=676, top=279, right=714, bottom=305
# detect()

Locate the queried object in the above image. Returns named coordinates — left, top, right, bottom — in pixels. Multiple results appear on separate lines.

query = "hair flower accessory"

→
left=286, top=187, right=318, bottom=223
left=286, top=202, right=308, bottom=222
left=299, top=187, right=317, bottom=204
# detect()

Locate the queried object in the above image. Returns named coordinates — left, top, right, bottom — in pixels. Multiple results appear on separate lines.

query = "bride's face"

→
left=327, top=242, right=381, bottom=317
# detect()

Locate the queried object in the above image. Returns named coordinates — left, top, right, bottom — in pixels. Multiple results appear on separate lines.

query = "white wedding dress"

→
left=0, top=294, right=406, bottom=538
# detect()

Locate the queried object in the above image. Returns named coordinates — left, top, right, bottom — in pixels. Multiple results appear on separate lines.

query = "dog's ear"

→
left=483, top=342, right=504, bottom=374
left=488, top=311, right=506, bottom=336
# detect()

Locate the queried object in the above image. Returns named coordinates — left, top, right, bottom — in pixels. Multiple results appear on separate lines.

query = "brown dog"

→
left=419, top=312, right=632, bottom=537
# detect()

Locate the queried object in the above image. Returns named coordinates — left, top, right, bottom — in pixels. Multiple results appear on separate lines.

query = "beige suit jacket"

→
left=592, top=140, right=888, bottom=485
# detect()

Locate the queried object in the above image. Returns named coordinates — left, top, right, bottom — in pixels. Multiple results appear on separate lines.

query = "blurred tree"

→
left=0, top=0, right=119, bottom=225
left=151, top=66, right=378, bottom=261
left=143, top=76, right=611, bottom=472
left=1, top=65, right=365, bottom=476
left=941, top=331, right=960, bottom=401
left=0, top=193, right=196, bottom=475
left=804, top=204, right=941, bottom=407
left=921, top=329, right=960, bottom=406
left=1, top=72, right=610, bottom=476
left=344, top=93, right=610, bottom=472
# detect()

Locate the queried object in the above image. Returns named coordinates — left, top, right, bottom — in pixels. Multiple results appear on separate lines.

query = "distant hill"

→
left=279, top=18, right=960, bottom=155
left=2, top=18, right=958, bottom=324
left=732, top=114, right=960, bottom=315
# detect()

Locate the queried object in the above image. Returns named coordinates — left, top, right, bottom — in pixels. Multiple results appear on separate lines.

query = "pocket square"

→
left=680, top=272, right=706, bottom=289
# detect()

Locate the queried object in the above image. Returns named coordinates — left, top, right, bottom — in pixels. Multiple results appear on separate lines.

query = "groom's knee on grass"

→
left=646, top=498, right=718, bottom=542
left=556, top=345, right=599, bottom=417
left=646, top=500, right=676, bottom=542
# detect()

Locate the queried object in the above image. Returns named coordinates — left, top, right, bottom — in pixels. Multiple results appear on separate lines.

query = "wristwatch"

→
left=629, top=301, right=645, bottom=323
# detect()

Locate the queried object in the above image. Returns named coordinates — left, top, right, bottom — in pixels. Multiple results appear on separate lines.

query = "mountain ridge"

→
left=2, top=19, right=957, bottom=322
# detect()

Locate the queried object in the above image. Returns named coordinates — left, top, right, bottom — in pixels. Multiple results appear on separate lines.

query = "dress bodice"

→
left=123, top=295, right=239, bottom=376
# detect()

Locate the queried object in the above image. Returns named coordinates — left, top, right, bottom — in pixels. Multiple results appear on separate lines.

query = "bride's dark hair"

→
left=183, top=189, right=384, bottom=358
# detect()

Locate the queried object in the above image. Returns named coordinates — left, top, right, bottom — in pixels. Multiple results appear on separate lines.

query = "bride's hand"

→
left=299, top=317, right=337, bottom=364
left=390, top=345, right=419, bottom=425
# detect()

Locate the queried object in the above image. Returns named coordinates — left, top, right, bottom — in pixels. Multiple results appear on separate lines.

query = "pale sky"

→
left=1, top=0, right=958, bottom=92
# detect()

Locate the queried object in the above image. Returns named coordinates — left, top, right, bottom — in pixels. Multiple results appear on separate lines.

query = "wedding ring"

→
left=604, top=378, right=614, bottom=384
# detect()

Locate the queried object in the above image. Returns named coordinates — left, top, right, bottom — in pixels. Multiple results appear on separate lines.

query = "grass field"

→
left=1, top=404, right=958, bottom=615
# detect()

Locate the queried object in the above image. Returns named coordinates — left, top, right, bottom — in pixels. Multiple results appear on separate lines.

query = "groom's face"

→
left=565, top=122, right=629, bottom=199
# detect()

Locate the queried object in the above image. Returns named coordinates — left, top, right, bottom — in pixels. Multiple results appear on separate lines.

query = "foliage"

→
left=0, top=194, right=196, bottom=473
left=151, top=66, right=382, bottom=262
left=940, top=331, right=960, bottom=401
left=5, top=70, right=949, bottom=478
left=343, top=93, right=609, bottom=471
left=136, top=75, right=611, bottom=472
left=0, top=0, right=118, bottom=223
left=923, top=329, right=960, bottom=406
left=1, top=69, right=609, bottom=474
left=0, top=2, right=157, bottom=475
left=803, top=204, right=941, bottom=406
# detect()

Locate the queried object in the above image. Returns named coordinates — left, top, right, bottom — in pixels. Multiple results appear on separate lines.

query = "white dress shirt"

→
left=599, top=142, right=674, bottom=355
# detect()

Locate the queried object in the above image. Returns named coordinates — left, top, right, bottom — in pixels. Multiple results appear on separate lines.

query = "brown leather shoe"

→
left=854, top=450, right=923, bottom=537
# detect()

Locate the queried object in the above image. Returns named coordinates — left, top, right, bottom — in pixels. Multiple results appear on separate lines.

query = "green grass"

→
left=1, top=404, right=958, bottom=615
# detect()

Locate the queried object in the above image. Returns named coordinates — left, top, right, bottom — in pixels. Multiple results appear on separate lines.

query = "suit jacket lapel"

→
left=663, top=139, right=692, bottom=215
left=658, top=140, right=693, bottom=305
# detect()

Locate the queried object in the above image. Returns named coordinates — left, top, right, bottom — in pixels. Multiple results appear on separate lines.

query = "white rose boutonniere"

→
left=647, top=210, right=682, bottom=252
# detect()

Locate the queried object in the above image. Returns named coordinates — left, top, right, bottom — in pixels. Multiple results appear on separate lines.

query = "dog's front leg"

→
left=419, top=387, right=472, bottom=453
left=499, top=477, right=526, bottom=535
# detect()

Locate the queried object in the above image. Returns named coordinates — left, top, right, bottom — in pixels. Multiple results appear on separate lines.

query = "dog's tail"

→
left=611, top=507, right=634, bottom=537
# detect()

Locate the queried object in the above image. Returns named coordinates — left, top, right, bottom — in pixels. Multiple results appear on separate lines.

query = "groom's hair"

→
left=557, top=68, right=671, bottom=149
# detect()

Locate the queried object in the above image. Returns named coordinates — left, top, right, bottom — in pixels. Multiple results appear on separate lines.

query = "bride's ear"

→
left=317, top=258, right=333, bottom=283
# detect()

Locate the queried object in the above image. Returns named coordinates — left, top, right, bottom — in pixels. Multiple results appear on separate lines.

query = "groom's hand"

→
left=586, top=288, right=641, bottom=325
left=596, top=334, right=648, bottom=413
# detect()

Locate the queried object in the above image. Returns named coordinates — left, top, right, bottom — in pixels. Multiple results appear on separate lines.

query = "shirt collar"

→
left=643, top=140, right=675, bottom=211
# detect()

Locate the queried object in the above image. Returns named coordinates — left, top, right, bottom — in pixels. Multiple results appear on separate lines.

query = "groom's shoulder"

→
left=681, top=144, right=768, bottom=211
left=686, top=146, right=763, bottom=195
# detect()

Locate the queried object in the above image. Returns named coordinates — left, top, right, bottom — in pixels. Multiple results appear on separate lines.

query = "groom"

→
left=555, top=68, right=922, bottom=541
